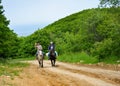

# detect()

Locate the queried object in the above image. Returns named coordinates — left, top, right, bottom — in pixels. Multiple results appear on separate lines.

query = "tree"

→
left=0, top=0, right=18, bottom=59
left=99, top=0, right=120, bottom=7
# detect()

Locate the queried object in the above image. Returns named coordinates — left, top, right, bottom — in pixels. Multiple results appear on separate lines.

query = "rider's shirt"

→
left=51, top=46, right=53, bottom=50
left=48, top=44, right=55, bottom=51
left=37, top=45, right=42, bottom=51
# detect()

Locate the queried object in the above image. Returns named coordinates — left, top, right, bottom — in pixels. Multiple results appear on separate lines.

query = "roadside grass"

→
left=102, top=56, right=120, bottom=64
left=57, top=52, right=120, bottom=64
left=57, top=52, right=98, bottom=64
left=0, top=58, right=29, bottom=79
left=0, top=79, right=14, bottom=86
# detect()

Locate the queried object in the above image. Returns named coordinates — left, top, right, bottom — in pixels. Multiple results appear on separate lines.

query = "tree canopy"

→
left=0, top=0, right=120, bottom=62
left=0, top=0, right=18, bottom=59
left=99, top=0, right=120, bottom=7
left=18, top=7, right=120, bottom=61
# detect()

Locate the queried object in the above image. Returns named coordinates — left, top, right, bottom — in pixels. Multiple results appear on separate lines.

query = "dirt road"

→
left=1, top=60, right=120, bottom=86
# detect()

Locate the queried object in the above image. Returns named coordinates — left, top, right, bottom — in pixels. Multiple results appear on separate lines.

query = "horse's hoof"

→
left=52, top=65, right=55, bottom=67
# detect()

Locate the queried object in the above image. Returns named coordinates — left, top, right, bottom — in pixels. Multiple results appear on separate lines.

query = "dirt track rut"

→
left=1, top=60, right=119, bottom=86
left=26, top=60, right=120, bottom=86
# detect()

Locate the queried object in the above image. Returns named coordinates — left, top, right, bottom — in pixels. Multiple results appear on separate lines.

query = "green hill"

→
left=18, top=7, right=120, bottom=63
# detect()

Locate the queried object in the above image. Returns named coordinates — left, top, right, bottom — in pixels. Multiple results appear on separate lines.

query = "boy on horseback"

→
left=48, top=41, right=55, bottom=51
left=48, top=41, right=56, bottom=59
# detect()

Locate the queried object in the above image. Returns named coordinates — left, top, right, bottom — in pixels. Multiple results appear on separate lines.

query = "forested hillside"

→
left=18, top=7, right=120, bottom=61
left=0, top=0, right=119, bottom=62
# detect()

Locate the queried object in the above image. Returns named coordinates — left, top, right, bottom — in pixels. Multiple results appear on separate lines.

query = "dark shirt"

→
left=48, top=44, right=55, bottom=51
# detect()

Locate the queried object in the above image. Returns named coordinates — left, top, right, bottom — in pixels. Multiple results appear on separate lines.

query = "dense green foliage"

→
left=18, top=7, right=120, bottom=62
left=99, top=0, right=120, bottom=7
left=0, top=1, right=18, bottom=59
left=0, top=0, right=120, bottom=63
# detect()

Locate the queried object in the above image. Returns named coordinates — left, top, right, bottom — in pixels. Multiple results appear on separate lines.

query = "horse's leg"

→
left=51, top=59, right=52, bottom=66
left=51, top=59, right=56, bottom=67
left=54, top=59, right=56, bottom=66
left=41, top=58, right=43, bottom=68
left=39, top=59, right=41, bottom=67
left=38, top=60, right=40, bottom=67
left=37, top=55, right=40, bottom=67
left=39, top=55, right=44, bottom=68
left=51, top=59, right=54, bottom=66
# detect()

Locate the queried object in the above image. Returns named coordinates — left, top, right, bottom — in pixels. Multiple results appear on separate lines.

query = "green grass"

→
left=57, top=51, right=98, bottom=64
left=57, top=52, right=120, bottom=64
left=0, top=58, right=29, bottom=79
left=102, top=56, right=120, bottom=64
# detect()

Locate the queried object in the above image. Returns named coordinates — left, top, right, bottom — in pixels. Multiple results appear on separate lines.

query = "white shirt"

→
left=37, top=45, right=42, bottom=51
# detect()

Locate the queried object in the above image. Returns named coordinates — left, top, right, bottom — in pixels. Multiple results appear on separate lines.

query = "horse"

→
left=49, top=50, right=57, bottom=67
left=37, top=50, right=44, bottom=68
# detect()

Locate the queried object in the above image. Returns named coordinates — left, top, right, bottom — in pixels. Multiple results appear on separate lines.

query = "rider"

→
left=35, top=42, right=42, bottom=59
left=48, top=41, right=55, bottom=59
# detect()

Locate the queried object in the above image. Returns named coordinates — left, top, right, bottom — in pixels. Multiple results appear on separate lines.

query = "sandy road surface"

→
left=0, top=60, right=120, bottom=86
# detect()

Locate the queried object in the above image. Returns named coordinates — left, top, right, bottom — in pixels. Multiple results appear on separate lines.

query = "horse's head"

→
left=38, top=50, right=42, bottom=56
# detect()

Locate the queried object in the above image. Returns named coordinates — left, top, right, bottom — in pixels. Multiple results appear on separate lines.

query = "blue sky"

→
left=2, top=0, right=99, bottom=36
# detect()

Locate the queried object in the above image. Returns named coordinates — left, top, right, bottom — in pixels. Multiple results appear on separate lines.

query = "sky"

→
left=2, top=0, right=100, bottom=36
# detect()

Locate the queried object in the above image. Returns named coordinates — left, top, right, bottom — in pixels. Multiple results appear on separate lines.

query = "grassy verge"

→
left=57, top=52, right=98, bottom=64
left=102, top=56, right=120, bottom=64
left=0, top=58, right=29, bottom=79
left=57, top=52, right=120, bottom=64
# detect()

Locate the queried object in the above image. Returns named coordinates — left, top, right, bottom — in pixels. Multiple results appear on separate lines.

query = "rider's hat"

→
left=50, top=41, right=53, bottom=44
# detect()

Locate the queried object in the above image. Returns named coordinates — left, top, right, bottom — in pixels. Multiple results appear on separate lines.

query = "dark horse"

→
left=49, top=50, right=56, bottom=67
